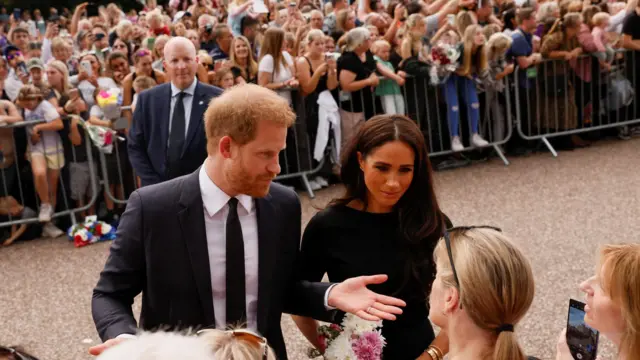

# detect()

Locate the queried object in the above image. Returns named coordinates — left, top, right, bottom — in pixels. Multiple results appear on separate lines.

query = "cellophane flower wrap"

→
left=96, top=89, right=121, bottom=120
left=67, top=217, right=116, bottom=248
left=429, top=43, right=461, bottom=85
left=307, top=314, right=385, bottom=360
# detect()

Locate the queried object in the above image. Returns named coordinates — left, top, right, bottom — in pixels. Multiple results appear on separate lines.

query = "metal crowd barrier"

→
left=0, top=117, right=100, bottom=231
left=514, top=50, right=639, bottom=156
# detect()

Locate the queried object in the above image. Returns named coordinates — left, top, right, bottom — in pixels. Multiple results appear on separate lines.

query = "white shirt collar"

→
left=171, top=78, right=198, bottom=98
left=199, top=163, right=253, bottom=217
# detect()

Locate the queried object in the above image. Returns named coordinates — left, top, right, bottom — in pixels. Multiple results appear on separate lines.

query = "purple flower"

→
left=351, top=331, right=385, bottom=360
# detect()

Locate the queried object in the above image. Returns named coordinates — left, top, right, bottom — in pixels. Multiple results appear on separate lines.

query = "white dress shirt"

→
left=168, top=78, right=198, bottom=141
left=199, top=165, right=260, bottom=331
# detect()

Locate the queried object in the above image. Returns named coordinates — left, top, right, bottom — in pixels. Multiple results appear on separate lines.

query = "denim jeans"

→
left=443, top=74, right=480, bottom=137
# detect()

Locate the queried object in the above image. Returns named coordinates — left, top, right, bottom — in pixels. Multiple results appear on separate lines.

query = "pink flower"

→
left=351, top=331, right=385, bottom=360
left=317, top=335, right=327, bottom=352
left=329, top=324, right=342, bottom=332
left=104, top=131, right=113, bottom=146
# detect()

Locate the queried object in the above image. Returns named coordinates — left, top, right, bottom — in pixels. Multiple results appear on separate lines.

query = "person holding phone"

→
left=72, top=52, right=118, bottom=110
left=555, top=244, right=640, bottom=360
left=2, top=45, right=28, bottom=102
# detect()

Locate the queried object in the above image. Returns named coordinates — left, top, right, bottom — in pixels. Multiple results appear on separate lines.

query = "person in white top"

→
left=257, top=27, right=298, bottom=105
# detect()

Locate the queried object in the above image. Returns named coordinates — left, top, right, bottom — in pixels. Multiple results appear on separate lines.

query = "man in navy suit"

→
left=128, top=37, right=222, bottom=187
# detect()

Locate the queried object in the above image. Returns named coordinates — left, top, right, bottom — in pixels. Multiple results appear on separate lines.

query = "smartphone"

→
left=214, top=59, right=225, bottom=71
left=13, top=8, right=21, bottom=21
left=113, top=117, right=129, bottom=130
left=17, top=62, right=28, bottom=75
left=566, top=299, right=599, bottom=360
left=80, top=60, right=93, bottom=77
left=86, top=3, right=100, bottom=17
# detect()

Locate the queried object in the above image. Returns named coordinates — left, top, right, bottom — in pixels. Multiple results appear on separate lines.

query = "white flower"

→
left=340, top=313, right=382, bottom=335
left=324, top=333, right=355, bottom=360
left=101, top=223, right=112, bottom=235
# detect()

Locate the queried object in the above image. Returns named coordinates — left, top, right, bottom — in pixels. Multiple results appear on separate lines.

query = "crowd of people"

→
left=0, top=0, right=639, bottom=360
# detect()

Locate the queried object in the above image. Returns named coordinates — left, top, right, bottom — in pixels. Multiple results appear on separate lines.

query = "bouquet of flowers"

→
left=429, top=43, right=461, bottom=85
left=308, top=314, right=385, bottom=360
left=96, top=89, right=122, bottom=120
left=81, top=118, right=118, bottom=154
left=67, top=216, right=117, bottom=248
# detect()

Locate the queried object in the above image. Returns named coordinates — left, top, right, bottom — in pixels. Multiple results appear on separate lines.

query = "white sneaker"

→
left=38, top=203, right=53, bottom=223
left=451, top=137, right=464, bottom=152
left=42, top=223, right=64, bottom=238
left=471, top=133, right=489, bottom=147
left=308, top=180, right=323, bottom=191
left=315, top=177, right=329, bottom=187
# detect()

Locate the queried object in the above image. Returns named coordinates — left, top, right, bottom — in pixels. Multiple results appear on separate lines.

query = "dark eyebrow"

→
left=373, top=161, right=414, bottom=167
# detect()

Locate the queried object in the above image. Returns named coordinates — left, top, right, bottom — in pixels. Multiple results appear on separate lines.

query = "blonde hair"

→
left=147, top=9, right=164, bottom=25
left=486, top=33, right=513, bottom=61
left=592, top=12, right=611, bottom=27
left=567, top=0, right=583, bottom=13
left=434, top=228, right=534, bottom=360
left=132, top=75, right=157, bottom=92
left=456, top=11, right=477, bottom=36
left=306, top=29, right=325, bottom=45
left=96, top=331, right=212, bottom=360
left=17, top=85, right=44, bottom=103
left=46, top=60, right=71, bottom=94
left=230, top=36, right=259, bottom=81
left=336, top=9, right=353, bottom=32
left=371, top=39, right=391, bottom=54
left=342, top=27, right=371, bottom=52
left=213, top=67, right=234, bottom=87
left=153, top=35, right=171, bottom=59
left=204, top=84, right=296, bottom=154
left=199, top=329, right=277, bottom=360
left=537, top=2, right=560, bottom=21
left=598, top=244, right=640, bottom=359
left=459, top=25, right=487, bottom=77
left=259, top=27, right=290, bottom=77
left=483, top=24, right=502, bottom=39
left=51, top=37, right=72, bottom=52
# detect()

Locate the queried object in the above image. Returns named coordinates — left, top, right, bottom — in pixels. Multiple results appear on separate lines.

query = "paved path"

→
left=1, top=139, right=638, bottom=360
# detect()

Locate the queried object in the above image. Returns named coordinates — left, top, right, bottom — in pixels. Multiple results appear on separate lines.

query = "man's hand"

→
left=88, top=337, right=128, bottom=356
left=327, top=274, right=406, bottom=321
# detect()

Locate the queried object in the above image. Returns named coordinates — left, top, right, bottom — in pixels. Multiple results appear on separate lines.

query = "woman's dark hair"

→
left=108, top=34, right=133, bottom=65
left=502, top=8, right=517, bottom=31
left=332, top=115, right=446, bottom=291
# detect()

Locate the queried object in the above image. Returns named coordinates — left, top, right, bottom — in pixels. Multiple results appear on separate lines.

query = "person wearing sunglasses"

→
left=428, top=227, right=535, bottom=360
left=2, top=46, right=29, bottom=102
left=293, top=115, right=450, bottom=359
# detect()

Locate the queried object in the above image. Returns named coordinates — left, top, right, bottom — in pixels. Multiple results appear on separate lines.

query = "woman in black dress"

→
left=293, top=114, right=450, bottom=359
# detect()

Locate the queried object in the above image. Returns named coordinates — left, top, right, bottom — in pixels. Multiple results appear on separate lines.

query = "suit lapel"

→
left=183, top=81, right=207, bottom=157
left=178, top=169, right=215, bottom=327
left=255, top=194, right=280, bottom=335
left=159, top=83, right=172, bottom=158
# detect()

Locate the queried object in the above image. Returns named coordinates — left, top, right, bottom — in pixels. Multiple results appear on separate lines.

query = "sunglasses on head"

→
left=136, top=49, right=150, bottom=57
left=197, top=329, right=269, bottom=360
left=443, top=225, right=502, bottom=309
left=0, top=346, right=37, bottom=360
left=95, top=33, right=106, bottom=40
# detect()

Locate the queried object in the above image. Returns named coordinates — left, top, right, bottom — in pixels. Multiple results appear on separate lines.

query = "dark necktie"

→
left=226, top=197, right=247, bottom=326
left=167, top=91, right=186, bottom=178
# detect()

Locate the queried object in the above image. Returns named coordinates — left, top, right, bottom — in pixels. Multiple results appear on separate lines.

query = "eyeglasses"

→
left=0, top=346, right=37, bottom=360
left=197, top=328, right=269, bottom=360
left=443, top=225, right=502, bottom=309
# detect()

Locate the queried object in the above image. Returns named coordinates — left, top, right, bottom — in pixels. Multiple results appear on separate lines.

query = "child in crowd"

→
left=131, top=75, right=157, bottom=112
left=591, top=12, right=615, bottom=69
left=17, top=85, right=65, bottom=223
left=213, top=68, right=236, bottom=90
left=372, top=39, right=406, bottom=115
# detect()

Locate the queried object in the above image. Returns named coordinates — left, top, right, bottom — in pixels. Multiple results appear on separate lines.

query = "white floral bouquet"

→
left=308, top=313, right=385, bottom=360
left=96, top=89, right=122, bottom=120
left=429, top=43, right=461, bottom=85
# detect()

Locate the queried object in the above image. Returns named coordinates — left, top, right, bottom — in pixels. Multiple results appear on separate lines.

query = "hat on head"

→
left=3, top=45, right=19, bottom=58
left=26, top=57, right=44, bottom=71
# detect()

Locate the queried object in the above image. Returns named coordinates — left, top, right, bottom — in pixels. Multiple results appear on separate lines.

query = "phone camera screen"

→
left=567, top=303, right=599, bottom=360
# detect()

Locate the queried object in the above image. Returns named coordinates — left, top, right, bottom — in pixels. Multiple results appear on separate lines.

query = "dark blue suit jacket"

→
left=128, top=81, right=222, bottom=187
left=91, top=169, right=337, bottom=359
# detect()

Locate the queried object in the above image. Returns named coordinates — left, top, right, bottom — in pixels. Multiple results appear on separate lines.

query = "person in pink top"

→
left=591, top=12, right=615, bottom=69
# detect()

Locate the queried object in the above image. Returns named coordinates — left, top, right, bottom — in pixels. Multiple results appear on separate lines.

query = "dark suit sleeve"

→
left=127, top=92, right=162, bottom=186
left=92, top=191, right=146, bottom=340
left=282, top=194, right=338, bottom=322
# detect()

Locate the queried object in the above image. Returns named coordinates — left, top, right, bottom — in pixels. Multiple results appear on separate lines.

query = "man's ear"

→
left=218, top=135, right=234, bottom=158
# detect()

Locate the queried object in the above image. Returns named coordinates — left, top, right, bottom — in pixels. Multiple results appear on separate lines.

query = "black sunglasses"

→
left=443, top=225, right=502, bottom=309
left=0, top=346, right=37, bottom=360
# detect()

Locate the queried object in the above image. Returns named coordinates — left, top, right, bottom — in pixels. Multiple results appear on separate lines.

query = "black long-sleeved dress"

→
left=299, top=204, right=447, bottom=359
